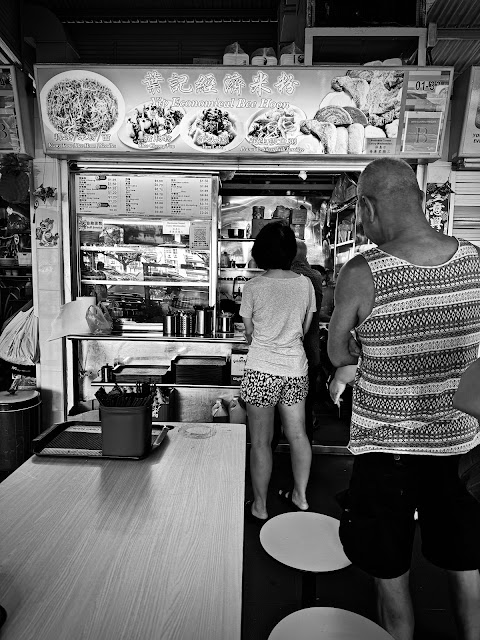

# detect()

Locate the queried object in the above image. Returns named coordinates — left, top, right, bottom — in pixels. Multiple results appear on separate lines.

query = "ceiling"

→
left=5, top=0, right=480, bottom=75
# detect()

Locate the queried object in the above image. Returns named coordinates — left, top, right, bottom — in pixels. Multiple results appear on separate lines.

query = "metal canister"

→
left=217, top=312, right=234, bottom=336
left=163, top=314, right=177, bottom=337
left=100, top=364, right=114, bottom=382
left=195, top=307, right=206, bottom=336
left=179, top=311, right=194, bottom=337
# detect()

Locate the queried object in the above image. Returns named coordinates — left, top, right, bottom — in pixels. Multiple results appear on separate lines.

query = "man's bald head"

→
left=358, top=158, right=423, bottom=210
left=295, top=239, right=308, bottom=262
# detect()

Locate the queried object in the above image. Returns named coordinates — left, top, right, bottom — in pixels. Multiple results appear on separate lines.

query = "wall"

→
left=32, top=102, right=66, bottom=427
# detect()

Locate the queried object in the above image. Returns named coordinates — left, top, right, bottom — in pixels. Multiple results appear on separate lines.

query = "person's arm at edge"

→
left=327, top=254, right=374, bottom=367
left=242, top=316, right=253, bottom=345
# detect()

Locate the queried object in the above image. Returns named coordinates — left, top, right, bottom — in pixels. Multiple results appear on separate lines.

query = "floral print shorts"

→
left=240, top=369, right=309, bottom=407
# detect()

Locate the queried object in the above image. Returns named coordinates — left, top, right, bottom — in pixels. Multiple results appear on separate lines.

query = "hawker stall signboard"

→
left=35, top=64, right=453, bottom=159
left=449, top=66, right=480, bottom=160
left=0, top=66, right=34, bottom=157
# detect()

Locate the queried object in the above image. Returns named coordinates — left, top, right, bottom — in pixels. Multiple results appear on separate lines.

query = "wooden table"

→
left=0, top=421, right=246, bottom=640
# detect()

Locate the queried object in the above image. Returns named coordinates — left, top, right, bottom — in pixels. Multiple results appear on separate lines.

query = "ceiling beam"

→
left=437, top=28, right=480, bottom=40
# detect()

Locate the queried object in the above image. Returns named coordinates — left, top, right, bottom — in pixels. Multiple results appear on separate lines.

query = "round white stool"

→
left=260, top=512, right=350, bottom=607
left=268, top=607, right=394, bottom=640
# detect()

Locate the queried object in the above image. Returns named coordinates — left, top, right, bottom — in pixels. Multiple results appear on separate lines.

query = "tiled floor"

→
left=242, top=451, right=458, bottom=640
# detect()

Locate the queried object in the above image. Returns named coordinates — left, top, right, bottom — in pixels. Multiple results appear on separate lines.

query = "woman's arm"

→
left=242, top=316, right=254, bottom=345
left=303, top=311, right=314, bottom=336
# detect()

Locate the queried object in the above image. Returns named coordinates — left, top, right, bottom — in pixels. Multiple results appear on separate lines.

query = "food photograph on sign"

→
left=40, top=70, right=125, bottom=143
left=35, top=65, right=452, bottom=157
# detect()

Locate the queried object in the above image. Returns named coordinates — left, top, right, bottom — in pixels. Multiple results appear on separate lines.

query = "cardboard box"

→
left=251, top=218, right=288, bottom=238
left=231, top=346, right=248, bottom=385
left=290, top=224, right=305, bottom=240
left=291, top=208, right=308, bottom=225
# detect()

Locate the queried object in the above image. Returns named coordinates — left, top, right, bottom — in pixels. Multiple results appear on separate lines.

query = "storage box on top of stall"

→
left=223, top=42, right=249, bottom=65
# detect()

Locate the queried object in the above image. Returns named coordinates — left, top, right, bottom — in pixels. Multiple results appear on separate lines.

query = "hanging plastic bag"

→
left=85, top=303, right=113, bottom=335
left=0, top=305, right=39, bottom=366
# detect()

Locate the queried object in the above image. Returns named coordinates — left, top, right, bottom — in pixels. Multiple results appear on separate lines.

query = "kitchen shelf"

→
left=334, top=240, right=354, bottom=248
left=220, top=268, right=262, bottom=272
left=68, top=334, right=246, bottom=343
left=80, top=244, right=190, bottom=252
left=80, top=279, right=208, bottom=287
left=90, top=380, right=241, bottom=389
left=218, top=238, right=254, bottom=242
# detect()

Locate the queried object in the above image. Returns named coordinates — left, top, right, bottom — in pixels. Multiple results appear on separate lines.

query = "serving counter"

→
left=0, top=420, right=246, bottom=640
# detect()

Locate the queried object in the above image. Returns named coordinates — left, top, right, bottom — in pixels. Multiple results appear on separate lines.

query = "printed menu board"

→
left=35, top=64, right=453, bottom=160
left=75, top=174, right=212, bottom=218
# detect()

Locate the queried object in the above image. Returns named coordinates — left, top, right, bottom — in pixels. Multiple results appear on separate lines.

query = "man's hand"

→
left=329, top=378, right=347, bottom=407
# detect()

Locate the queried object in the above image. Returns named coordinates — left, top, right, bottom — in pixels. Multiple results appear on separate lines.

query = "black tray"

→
left=32, top=421, right=172, bottom=460
left=112, top=364, right=170, bottom=383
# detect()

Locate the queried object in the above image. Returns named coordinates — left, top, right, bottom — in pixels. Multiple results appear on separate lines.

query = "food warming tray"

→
left=32, top=421, right=171, bottom=460
left=112, top=364, right=170, bottom=383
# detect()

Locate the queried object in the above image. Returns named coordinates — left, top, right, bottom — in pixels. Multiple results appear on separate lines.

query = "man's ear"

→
left=362, top=195, right=376, bottom=223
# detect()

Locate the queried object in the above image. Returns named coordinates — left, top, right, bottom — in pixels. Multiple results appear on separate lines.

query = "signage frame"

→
left=34, top=64, right=454, bottom=163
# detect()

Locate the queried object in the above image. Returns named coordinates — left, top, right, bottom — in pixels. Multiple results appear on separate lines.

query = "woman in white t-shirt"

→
left=240, top=222, right=315, bottom=523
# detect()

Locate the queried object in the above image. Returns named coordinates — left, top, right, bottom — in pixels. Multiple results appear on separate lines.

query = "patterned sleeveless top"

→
left=351, top=238, right=480, bottom=455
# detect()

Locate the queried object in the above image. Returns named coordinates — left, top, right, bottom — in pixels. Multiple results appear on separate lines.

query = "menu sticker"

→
left=406, top=71, right=450, bottom=112
left=163, top=220, right=190, bottom=235
left=364, top=138, right=396, bottom=155
left=402, top=112, right=442, bottom=153
left=189, top=221, right=211, bottom=250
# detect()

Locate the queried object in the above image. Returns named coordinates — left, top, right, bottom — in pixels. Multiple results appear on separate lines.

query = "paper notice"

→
left=402, top=112, right=442, bottom=154
left=189, top=221, right=211, bottom=250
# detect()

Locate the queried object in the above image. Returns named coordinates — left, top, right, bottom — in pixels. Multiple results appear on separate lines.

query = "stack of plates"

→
left=173, top=356, right=227, bottom=385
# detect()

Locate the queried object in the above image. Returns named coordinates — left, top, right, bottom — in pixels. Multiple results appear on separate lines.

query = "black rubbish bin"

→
left=100, top=404, right=152, bottom=458
left=0, top=390, right=41, bottom=474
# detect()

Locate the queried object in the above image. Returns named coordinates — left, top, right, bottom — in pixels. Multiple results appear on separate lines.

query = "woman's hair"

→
left=252, top=221, right=297, bottom=270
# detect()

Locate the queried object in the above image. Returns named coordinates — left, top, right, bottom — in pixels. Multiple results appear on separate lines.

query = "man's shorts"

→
left=240, top=369, right=309, bottom=407
left=339, top=452, right=480, bottom=579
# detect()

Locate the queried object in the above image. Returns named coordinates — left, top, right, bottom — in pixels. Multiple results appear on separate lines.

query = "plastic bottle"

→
left=228, top=396, right=247, bottom=424
left=212, top=398, right=229, bottom=423
left=220, top=251, right=230, bottom=268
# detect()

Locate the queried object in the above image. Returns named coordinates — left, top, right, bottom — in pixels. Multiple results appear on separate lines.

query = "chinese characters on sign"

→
left=37, top=65, right=453, bottom=157
left=75, top=175, right=212, bottom=218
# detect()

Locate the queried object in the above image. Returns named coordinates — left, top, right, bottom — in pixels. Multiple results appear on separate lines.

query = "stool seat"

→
left=260, top=512, right=350, bottom=573
left=268, top=607, right=394, bottom=640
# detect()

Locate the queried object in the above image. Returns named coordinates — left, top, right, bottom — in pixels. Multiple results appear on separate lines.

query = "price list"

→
left=124, top=176, right=167, bottom=216
left=170, top=177, right=211, bottom=218
left=75, top=174, right=212, bottom=218
left=75, top=175, right=122, bottom=214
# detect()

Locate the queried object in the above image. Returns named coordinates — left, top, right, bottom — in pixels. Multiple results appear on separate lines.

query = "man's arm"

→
left=327, top=254, right=374, bottom=367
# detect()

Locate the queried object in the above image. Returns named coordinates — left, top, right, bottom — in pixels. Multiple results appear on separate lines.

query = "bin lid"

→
left=0, top=390, right=41, bottom=411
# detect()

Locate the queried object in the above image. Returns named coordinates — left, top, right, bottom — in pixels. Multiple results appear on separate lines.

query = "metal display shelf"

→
left=90, top=381, right=241, bottom=389
left=80, top=279, right=208, bottom=287
left=67, top=334, right=246, bottom=343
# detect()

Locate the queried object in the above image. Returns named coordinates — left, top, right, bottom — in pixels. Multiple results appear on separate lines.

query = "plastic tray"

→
left=32, top=421, right=172, bottom=460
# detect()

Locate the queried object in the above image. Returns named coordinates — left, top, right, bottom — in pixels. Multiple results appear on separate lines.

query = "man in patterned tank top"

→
left=328, top=158, right=480, bottom=640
